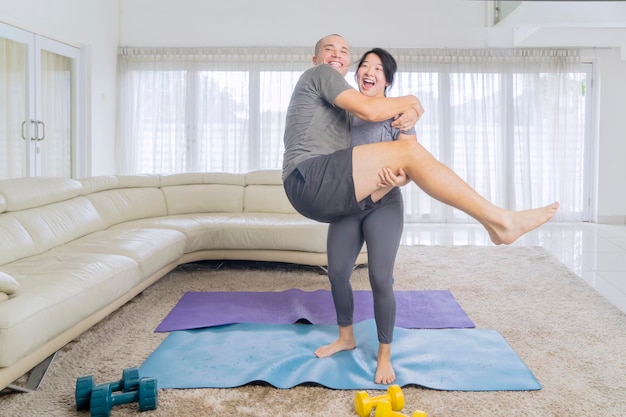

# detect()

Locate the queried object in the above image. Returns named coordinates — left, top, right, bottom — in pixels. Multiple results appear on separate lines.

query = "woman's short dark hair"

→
left=355, top=48, right=398, bottom=96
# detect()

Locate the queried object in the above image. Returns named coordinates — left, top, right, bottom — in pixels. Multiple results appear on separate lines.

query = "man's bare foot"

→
left=375, top=344, right=395, bottom=385
left=314, top=338, right=356, bottom=358
left=314, top=325, right=356, bottom=358
left=487, top=202, right=560, bottom=245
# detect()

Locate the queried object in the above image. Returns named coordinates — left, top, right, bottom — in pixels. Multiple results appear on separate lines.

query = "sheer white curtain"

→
left=0, top=37, right=27, bottom=179
left=40, top=50, right=72, bottom=177
left=117, top=47, right=586, bottom=222
left=117, top=47, right=310, bottom=174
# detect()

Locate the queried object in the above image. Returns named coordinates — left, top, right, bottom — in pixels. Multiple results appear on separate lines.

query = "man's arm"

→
left=334, top=89, right=422, bottom=124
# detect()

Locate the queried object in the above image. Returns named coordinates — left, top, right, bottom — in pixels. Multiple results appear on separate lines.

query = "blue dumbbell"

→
left=89, top=377, right=158, bottom=417
left=75, top=368, right=140, bottom=411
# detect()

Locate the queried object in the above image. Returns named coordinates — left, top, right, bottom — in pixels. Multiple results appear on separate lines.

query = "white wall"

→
left=588, top=48, right=626, bottom=223
left=0, top=0, right=119, bottom=176
left=118, top=0, right=491, bottom=49
left=1, top=0, right=625, bottom=222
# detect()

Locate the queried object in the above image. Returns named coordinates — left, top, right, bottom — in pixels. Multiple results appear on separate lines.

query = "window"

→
left=117, top=47, right=590, bottom=222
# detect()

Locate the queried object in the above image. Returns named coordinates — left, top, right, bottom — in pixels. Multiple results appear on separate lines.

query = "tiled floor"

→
left=400, top=222, right=626, bottom=315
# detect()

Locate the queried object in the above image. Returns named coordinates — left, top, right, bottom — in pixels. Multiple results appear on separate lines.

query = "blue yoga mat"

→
left=140, top=319, right=541, bottom=391
left=155, top=289, right=474, bottom=332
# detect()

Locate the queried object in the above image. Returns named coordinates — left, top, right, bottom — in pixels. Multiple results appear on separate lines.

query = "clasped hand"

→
left=377, top=167, right=410, bottom=189
left=391, top=99, right=424, bottom=131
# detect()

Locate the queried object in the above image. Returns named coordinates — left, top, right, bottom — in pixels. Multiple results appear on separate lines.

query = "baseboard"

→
left=597, top=215, right=626, bottom=224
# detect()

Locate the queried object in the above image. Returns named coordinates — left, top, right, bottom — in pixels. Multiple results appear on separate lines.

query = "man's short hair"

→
left=314, top=34, right=344, bottom=56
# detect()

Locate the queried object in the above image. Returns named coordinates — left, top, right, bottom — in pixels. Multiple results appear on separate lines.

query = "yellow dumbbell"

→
left=354, top=385, right=404, bottom=417
left=374, top=401, right=428, bottom=417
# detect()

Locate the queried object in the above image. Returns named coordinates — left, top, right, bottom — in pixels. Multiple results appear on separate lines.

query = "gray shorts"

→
left=283, top=148, right=367, bottom=223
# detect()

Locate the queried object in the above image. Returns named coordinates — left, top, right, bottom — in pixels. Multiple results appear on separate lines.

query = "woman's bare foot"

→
left=487, top=202, right=560, bottom=245
left=314, top=325, right=356, bottom=358
left=375, top=343, right=395, bottom=385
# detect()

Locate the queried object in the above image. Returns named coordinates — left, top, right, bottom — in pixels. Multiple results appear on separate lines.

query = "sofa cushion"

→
left=160, top=172, right=245, bottom=187
left=110, top=213, right=330, bottom=254
left=110, top=215, right=241, bottom=254
left=0, top=271, right=18, bottom=294
left=79, top=175, right=120, bottom=195
left=244, top=169, right=282, bottom=185
left=10, top=197, right=105, bottom=257
left=0, top=177, right=81, bottom=212
left=244, top=184, right=296, bottom=214
left=49, top=228, right=187, bottom=278
left=0, top=293, right=7, bottom=302
left=0, top=252, right=140, bottom=367
left=87, top=188, right=168, bottom=228
left=0, top=214, right=37, bottom=265
left=213, top=213, right=329, bottom=253
left=116, top=174, right=161, bottom=188
left=162, top=184, right=244, bottom=215
left=243, top=170, right=297, bottom=214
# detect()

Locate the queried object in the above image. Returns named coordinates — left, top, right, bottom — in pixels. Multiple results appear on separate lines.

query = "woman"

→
left=314, top=48, right=412, bottom=385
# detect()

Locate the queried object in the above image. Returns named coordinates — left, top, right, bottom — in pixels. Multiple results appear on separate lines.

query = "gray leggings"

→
left=326, top=188, right=404, bottom=344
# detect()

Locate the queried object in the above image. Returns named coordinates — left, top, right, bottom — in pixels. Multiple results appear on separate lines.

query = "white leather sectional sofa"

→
left=0, top=169, right=367, bottom=391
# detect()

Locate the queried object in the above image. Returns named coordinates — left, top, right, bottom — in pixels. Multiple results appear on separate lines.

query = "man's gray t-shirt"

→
left=282, top=64, right=353, bottom=181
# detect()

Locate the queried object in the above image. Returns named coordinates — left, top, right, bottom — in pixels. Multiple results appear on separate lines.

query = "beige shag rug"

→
left=1, top=245, right=625, bottom=417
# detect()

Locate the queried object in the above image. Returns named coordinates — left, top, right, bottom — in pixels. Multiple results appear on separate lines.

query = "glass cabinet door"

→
left=0, top=22, right=79, bottom=179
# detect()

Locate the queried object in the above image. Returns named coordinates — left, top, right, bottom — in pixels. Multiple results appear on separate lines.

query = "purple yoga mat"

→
left=155, top=289, right=474, bottom=332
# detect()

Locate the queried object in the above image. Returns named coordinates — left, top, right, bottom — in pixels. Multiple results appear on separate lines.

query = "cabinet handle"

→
left=30, top=120, right=38, bottom=141
left=21, top=121, right=27, bottom=140
left=36, top=121, right=45, bottom=141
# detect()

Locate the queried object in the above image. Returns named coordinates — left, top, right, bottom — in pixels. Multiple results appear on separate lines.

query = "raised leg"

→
left=352, top=139, right=559, bottom=245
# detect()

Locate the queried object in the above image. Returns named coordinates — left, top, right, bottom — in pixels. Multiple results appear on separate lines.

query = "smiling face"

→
left=312, top=34, right=351, bottom=77
left=356, top=52, right=388, bottom=98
